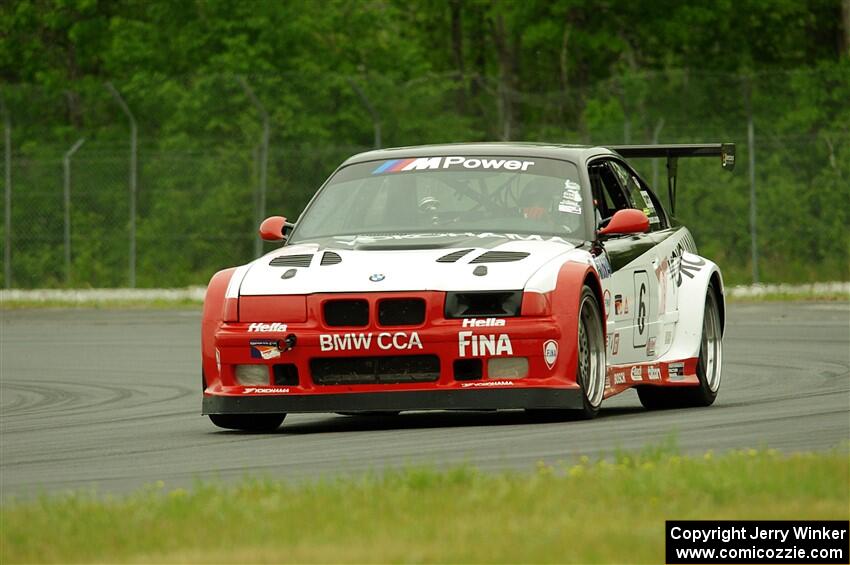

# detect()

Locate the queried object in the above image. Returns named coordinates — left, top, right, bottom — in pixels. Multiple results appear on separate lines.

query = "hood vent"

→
left=436, top=249, right=473, bottom=263
left=270, top=254, right=313, bottom=267
left=320, top=251, right=342, bottom=265
left=470, top=251, right=529, bottom=264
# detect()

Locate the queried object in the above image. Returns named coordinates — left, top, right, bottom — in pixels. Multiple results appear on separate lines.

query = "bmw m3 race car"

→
left=202, top=142, right=735, bottom=431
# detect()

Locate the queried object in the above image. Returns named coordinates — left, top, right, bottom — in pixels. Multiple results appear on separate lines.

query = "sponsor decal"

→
left=630, top=366, right=643, bottom=382
left=671, top=240, right=706, bottom=287
left=248, top=322, right=288, bottom=333
left=605, top=375, right=611, bottom=388
left=614, top=294, right=630, bottom=316
left=243, top=386, right=290, bottom=394
left=664, top=330, right=672, bottom=345
left=613, top=371, right=626, bottom=385
left=462, top=317, right=506, bottom=327
left=460, top=380, right=515, bottom=388
left=215, top=348, right=221, bottom=374
left=593, top=254, right=613, bottom=279
left=679, top=255, right=706, bottom=281
left=646, top=336, right=657, bottom=357
left=369, top=273, right=385, bottom=282
left=250, top=339, right=281, bottom=360
left=319, top=332, right=422, bottom=352
left=372, top=156, right=535, bottom=175
left=603, top=290, right=611, bottom=318
left=668, top=362, right=685, bottom=381
left=543, top=339, right=558, bottom=369
left=610, top=332, right=620, bottom=356
left=647, top=365, right=662, bottom=380
left=558, top=179, right=583, bottom=214
left=333, top=232, right=573, bottom=246
left=458, top=332, right=513, bottom=357
left=639, top=189, right=659, bottom=224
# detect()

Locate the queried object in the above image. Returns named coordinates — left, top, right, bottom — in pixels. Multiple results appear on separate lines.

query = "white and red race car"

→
left=202, top=142, right=735, bottom=431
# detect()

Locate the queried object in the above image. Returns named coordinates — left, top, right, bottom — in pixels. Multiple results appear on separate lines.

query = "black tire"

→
left=638, top=284, right=722, bottom=410
left=208, top=413, right=286, bottom=432
left=528, top=285, right=606, bottom=421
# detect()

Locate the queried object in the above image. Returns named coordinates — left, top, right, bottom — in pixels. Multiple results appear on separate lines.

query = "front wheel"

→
left=637, top=284, right=722, bottom=410
left=528, top=285, right=606, bottom=421
left=208, top=413, right=286, bottom=432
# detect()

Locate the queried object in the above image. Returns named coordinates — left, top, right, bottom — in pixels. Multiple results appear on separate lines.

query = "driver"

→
left=519, top=177, right=562, bottom=220
left=519, top=177, right=584, bottom=234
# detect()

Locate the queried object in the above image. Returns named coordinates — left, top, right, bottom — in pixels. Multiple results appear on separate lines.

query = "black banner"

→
left=666, top=521, right=849, bottom=564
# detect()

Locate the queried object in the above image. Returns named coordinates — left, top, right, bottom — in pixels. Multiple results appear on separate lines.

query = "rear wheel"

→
left=208, top=413, right=286, bottom=432
left=638, top=284, right=722, bottom=409
left=529, top=285, right=605, bottom=420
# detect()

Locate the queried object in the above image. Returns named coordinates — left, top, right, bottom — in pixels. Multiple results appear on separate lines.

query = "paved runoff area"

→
left=1, top=302, right=848, bottom=497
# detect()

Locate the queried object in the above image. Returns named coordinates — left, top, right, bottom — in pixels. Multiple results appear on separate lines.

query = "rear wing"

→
left=608, top=143, right=735, bottom=215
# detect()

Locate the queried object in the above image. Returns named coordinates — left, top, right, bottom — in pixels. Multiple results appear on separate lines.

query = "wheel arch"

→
left=665, top=253, right=725, bottom=361
left=202, top=267, right=237, bottom=391
left=545, top=260, right=606, bottom=387
left=708, top=270, right=726, bottom=336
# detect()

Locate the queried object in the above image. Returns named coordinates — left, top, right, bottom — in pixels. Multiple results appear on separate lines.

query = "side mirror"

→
left=259, top=216, right=288, bottom=242
left=598, top=208, right=650, bottom=236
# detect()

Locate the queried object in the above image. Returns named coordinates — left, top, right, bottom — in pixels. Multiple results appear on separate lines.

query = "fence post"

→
left=347, top=77, right=382, bottom=148
left=106, top=82, right=138, bottom=288
left=63, top=137, right=86, bottom=285
left=743, top=77, right=759, bottom=284
left=1, top=96, right=10, bottom=288
left=237, top=76, right=270, bottom=258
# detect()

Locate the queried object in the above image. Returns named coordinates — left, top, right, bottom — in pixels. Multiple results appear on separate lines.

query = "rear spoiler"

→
left=607, top=143, right=735, bottom=215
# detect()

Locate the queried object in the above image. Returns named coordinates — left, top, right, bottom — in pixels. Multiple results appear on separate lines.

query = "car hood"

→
left=238, top=234, right=582, bottom=295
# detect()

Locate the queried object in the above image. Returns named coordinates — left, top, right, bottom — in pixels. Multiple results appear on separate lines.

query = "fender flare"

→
left=664, top=253, right=725, bottom=362
left=202, top=267, right=236, bottom=389
left=548, top=260, right=605, bottom=385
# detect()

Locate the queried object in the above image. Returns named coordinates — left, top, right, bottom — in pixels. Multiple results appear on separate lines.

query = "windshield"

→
left=290, top=155, right=586, bottom=243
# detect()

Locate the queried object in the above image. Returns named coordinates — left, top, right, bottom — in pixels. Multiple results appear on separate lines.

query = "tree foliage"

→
left=1, top=0, right=848, bottom=287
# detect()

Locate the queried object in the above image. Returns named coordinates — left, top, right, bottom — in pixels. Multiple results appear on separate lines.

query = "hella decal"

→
left=543, top=339, right=558, bottom=369
left=248, top=322, right=288, bottom=333
left=319, top=332, right=422, bottom=352
left=461, top=317, right=506, bottom=327
left=458, top=332, right=513, bottom=357
left=372, top=156, right=535, bottom=175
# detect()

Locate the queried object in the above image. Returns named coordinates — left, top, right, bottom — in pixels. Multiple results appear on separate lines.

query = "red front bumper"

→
left=202, top=291, right=581, bottom=414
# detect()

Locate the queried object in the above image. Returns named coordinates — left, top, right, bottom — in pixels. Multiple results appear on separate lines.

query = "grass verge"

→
left=2, top=447, right=848, bottom=564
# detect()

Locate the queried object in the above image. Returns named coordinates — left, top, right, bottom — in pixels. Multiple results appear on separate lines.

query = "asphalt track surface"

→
left=2, top=302, right=848, bottom=497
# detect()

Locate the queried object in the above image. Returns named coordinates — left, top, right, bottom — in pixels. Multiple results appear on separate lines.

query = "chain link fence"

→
left=1, top=69, right=848, bottom=288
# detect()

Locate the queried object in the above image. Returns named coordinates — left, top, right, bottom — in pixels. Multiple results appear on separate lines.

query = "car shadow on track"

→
left=217, top=405, right=649, bottom=435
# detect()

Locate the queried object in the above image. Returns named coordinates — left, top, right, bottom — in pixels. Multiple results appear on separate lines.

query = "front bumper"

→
left=203, top=387, right=584, bottom=414
left=202, top=290, right=579, bottom=415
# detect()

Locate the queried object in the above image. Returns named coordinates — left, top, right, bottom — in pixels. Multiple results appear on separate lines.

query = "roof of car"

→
left=342, top=142, right=617, bottom=166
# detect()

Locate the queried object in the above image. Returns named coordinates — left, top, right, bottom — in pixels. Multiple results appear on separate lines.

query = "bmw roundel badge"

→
left=369, top=273, right=385, bottom=282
